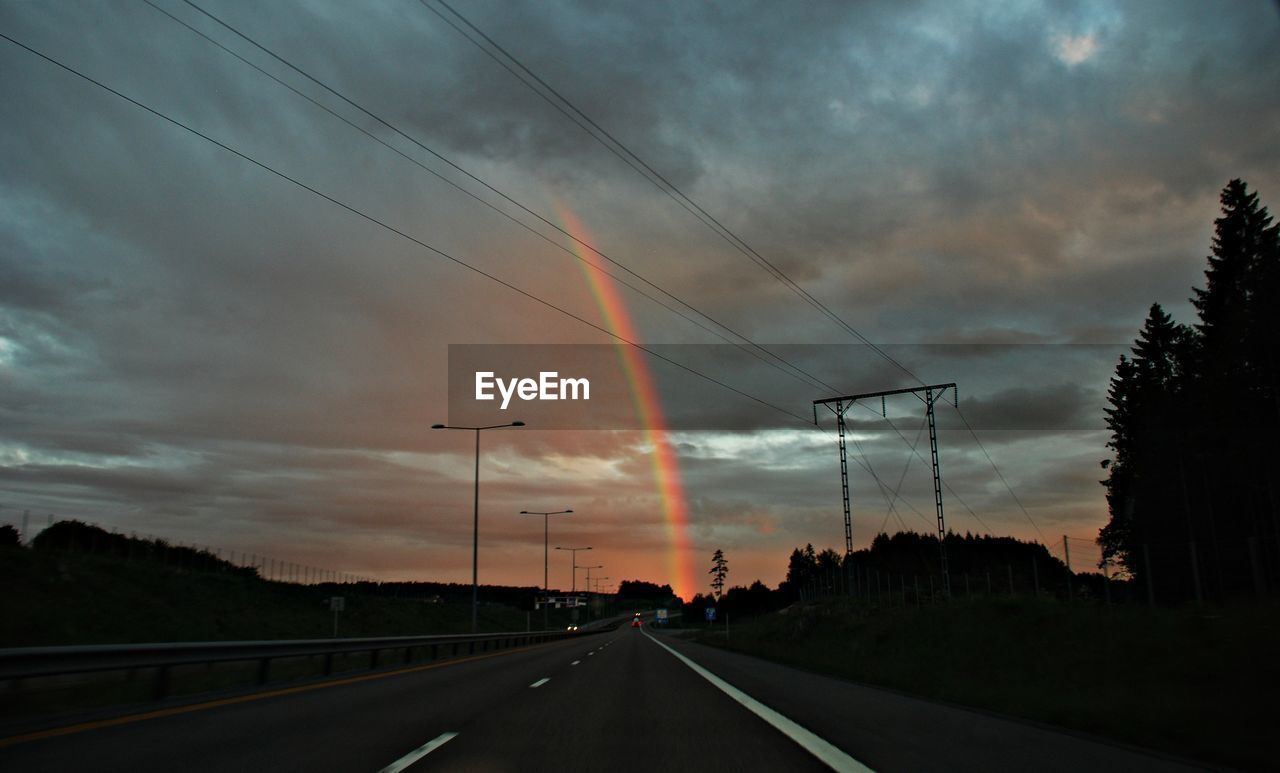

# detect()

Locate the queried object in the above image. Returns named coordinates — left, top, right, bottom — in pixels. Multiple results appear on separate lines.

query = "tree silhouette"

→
left=709, top=549, right=728, bottom=599
left=0, top=524, right=19, bottom=548
left=1099, top=179, right=1280, bottom=602
left=781, top=543, right=817, bottom=599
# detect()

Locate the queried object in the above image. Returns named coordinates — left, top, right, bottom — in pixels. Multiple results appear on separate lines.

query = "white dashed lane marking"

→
left=376, top=732, right=458, bottom=773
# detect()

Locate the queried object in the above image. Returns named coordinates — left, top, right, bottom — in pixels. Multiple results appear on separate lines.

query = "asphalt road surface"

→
left=0, top=625, right=1206, bottom=772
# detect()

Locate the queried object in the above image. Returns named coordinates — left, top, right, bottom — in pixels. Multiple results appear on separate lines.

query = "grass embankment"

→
left=693, top=597, right=1279, bottom=770
left=0, top=548, right=574, bottom=646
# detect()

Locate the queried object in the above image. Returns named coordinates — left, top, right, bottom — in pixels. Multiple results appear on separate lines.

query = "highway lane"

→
left=651, top=631, right=1206, bottom=773
left=0, top=626, right=832, bottom=772
left=422, top=625, right=832, bottom=772
left=0, top=630, right=624, bottom=772
left=0, top=623, right=1207, bottom=772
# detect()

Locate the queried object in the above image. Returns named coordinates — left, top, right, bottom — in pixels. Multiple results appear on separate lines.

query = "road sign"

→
left=329, top=596, right=345, bottom=638
left=705, top=607, right=716, bottom=622
left=656, top=609, right=668, bottom=621
left=537, top=595, right=587, bottom=609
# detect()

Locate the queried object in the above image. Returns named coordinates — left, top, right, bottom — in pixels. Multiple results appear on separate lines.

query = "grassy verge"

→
left=691, top=596, right=1279, bottom=771
left=0, top=548, right=601, bottom=725
left=0, top=548, right=578, bottom=646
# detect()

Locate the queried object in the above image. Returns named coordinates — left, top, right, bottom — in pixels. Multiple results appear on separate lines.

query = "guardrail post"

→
left=1, top=630, right=561, bottom=707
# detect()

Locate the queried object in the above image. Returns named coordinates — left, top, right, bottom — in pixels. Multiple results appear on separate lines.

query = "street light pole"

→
left=582, top=564, right=603, bottom=594
left=521, top=509, right=572, bottom=630
left=555, top=546, right=592, bottom=593
left=432, top=420, right=525, bottom=633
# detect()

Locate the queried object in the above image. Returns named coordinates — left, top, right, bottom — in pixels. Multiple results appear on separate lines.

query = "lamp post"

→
left=580, top=565, right=603, bottom=620
left=591, top=575, right=609, bottom=618
left=432, top=420, right=525, bottom=633
left=582, top=564, right=603, bottom=594
left=555, top=546, right=592, bottom=593
left=521, top=509, right=572, bottom=630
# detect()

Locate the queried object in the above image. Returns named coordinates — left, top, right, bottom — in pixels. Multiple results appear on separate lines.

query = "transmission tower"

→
left=814, top=383, right=957, bottom=596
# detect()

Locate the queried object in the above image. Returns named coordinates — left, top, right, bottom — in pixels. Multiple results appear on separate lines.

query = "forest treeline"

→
left=9, top=519, right=552, bottom=607
left=1099, top=179, right=1279, bottom=603
left=682, top=530, right=1087, bottom=620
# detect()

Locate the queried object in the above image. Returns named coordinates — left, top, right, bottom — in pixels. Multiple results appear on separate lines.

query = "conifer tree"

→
left=1100, top=179, right=1279, bottom=600
left=709, top=549, right=728, bottom=599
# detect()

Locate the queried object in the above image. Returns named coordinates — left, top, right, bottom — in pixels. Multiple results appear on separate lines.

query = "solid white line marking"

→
left=530, top=678, right=550, bottom=688
left=642, top=632, right=873, bottom=773
left=377, top=731, right=458, bottom=773
left=571, top=660, right=581, bottom=665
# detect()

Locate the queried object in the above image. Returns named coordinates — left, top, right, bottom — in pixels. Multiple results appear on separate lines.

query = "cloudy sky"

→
left=2, top=0, right=1278, bottom=599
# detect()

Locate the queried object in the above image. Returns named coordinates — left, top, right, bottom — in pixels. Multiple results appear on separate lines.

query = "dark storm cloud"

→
left=1, top=0, right=1277, bottom=586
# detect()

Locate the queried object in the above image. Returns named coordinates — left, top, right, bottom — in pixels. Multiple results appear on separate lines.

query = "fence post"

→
left=1032, top=556, right=1039, bottom=598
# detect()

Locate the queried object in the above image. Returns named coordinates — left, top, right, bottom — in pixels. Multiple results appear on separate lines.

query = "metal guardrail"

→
left=1, top=629, right=595, bottom=699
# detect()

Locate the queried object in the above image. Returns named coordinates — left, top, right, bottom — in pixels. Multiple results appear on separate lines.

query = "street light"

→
left=521, top=508, right=572, bottom=630
left=581, top=564, right=603, bottom=596
left=555, top=545, right=592, bottom=593
left=432, top=420, right=525, bottom=633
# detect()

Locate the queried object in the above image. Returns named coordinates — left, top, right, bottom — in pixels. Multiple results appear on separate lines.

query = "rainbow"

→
left=553, top=203, right=697, bottom=602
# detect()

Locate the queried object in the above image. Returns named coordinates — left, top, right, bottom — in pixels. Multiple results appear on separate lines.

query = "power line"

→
left=423, top=0, right=1036, bottom=545
left=422, top=0, right=1036, bottom=543
left=423, top=0, right=923, bottom=386
left=0, top=29, right=815, bottom=428
left=877, top=416, right=928, bottom=536
left=947, top=403, right=1047, bottom=544
left=145, top=1, right=951, bottom=548
left=141, top=0, right=830, bottom=397
left=175, top=0, right=841, bottom=397
left=57, top=2, right=1040, bottom=551
left=170, top=0, right=1010, bottom=548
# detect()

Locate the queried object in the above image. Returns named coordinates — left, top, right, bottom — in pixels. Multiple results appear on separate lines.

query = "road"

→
left=0, top=625, right=1205, bottom=772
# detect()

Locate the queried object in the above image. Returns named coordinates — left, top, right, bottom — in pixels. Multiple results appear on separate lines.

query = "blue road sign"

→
left=705, top=607, right=716, bottom=621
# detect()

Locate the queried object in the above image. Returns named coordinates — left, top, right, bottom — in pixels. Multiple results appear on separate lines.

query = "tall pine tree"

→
left=1100, top=180, right=1279, bottom=601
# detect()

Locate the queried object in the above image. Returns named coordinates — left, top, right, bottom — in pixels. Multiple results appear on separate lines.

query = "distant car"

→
left=630, top=619, right=641, bottom=628
left=566, top=625, right=578, bottom=632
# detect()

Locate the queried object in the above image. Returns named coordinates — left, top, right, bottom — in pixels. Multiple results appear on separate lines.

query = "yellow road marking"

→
left=0, top=639, right=560, bottom=748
